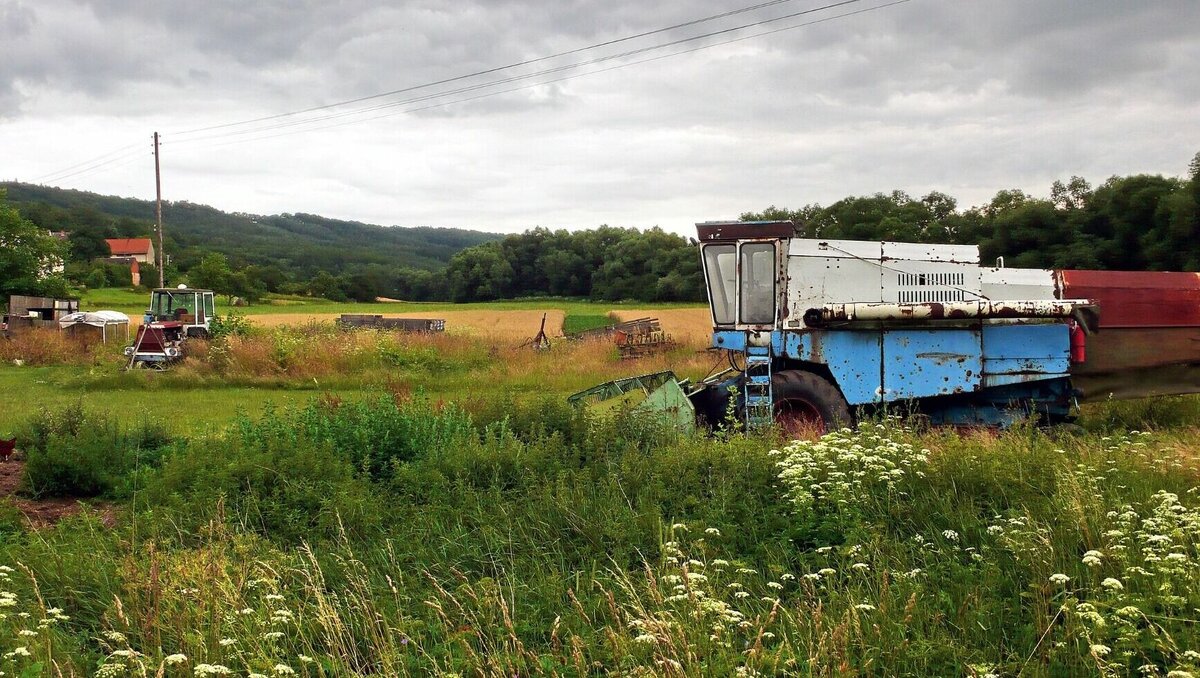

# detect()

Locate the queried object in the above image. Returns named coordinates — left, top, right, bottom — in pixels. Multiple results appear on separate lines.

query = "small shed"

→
left=58, top=311, right=131, bottom=343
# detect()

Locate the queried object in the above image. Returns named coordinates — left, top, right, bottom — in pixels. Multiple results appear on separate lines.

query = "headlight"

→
left=124, top=347, right=134, bottom=356
left=165, top=347, right=181, bottom=357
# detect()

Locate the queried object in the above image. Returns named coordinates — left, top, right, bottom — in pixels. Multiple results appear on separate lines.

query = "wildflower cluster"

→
left=617, top=526, right=792, bottom=674
left=93, top=575, right=319, bottom=677
left=773, top=420, right=928, bottom=515
left=1060, top=488, right=1200, bottom=673
left=0, top=566, right=71, bottom=675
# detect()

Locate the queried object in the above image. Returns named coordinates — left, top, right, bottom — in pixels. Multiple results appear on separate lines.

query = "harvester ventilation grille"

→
left=897, top=272, right=966, bottom=304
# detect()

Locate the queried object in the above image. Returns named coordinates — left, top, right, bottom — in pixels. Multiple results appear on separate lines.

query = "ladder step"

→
left=742, top=348, right=773, bottom=428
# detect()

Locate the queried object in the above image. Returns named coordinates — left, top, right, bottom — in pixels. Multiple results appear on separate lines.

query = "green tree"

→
left=188, top=253, right=233, bottom=295
left=308, top=271, right=348, bottom=302
left=0, top=190, right=69, bottom=298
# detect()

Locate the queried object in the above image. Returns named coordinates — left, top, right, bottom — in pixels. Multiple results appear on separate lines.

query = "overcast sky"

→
left=2, top=0, right=1197, bottom=236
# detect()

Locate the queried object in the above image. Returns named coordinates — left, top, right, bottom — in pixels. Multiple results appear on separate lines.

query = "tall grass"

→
left=0, top=327, right=125, bottom=367
left=1, top=398, right=1198, bottom=675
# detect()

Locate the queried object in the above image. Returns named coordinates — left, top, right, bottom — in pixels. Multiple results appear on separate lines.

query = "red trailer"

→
left=1058, top=270, right=1200, bottom=401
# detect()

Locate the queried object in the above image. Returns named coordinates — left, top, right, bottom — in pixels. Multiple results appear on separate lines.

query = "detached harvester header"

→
left=571, top=221, right=1200, bottom=430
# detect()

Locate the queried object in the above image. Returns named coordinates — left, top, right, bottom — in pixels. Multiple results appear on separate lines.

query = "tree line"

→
left=3, top=153, right=1198, bottom=304
left=742, top=153, right=1200, bottom=272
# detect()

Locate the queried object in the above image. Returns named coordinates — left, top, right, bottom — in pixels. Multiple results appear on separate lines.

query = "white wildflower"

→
left=1049, top=573, right=1070, bottom=585
left=1101, top=578, right=1123, bottom=591
left=165, top=654, right=188, bottom=665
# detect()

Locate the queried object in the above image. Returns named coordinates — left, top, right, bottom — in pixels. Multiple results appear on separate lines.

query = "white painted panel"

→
left=882, top=241, right=979, bottom=264
left=981, top=267, right=1057, bottom=300
left=789, top=239, right=882, bottom=259
left=884, top=261, right=984, bottom=302
left=787, top=256, right=883, bottom=318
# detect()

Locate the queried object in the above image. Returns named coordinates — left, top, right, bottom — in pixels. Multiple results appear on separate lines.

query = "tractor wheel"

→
left=772, top=370, right=851, bottom=436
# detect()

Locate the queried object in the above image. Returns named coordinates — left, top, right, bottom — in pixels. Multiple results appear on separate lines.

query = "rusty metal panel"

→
left=696, top=221, right=794, bottom=242
left=779, top=330, right=882, bottom=405
left=1059, top=270, right=1200, bottom=328
left=981, top=324, right=1070, bottom=388
left=882, top=329, right=982, bottom=400
left=1075, top=327, right=1200, bottom=373
left=1074, top=364, right=1200, bottom=402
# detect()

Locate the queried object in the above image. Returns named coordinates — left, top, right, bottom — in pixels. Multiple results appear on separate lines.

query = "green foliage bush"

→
left=16, top=403, right=172, bottom=499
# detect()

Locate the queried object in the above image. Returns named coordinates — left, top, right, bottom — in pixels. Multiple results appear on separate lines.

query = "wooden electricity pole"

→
left=153, top=131, right=164, bottom=288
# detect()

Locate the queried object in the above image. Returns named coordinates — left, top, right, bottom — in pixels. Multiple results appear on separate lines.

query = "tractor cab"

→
left=124, top=286, right=216, bottom=369
left=147, top=286, right=215, bottom=337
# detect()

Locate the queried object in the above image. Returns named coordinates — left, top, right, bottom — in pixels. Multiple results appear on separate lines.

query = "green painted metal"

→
left=567, top=371, right=696, bottom=432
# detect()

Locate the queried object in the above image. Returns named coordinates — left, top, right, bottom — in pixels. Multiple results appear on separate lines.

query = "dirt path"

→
left=0, top=460, right=116, bottom=528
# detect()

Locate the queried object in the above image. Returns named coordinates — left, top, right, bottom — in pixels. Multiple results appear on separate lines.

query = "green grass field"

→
left=0, top=301, right=1198, bottom=676
left=80, top=287, right=701, bottom=318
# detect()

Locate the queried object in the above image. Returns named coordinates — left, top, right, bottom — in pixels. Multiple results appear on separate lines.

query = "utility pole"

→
left=153, top=131, right=165, bottom=288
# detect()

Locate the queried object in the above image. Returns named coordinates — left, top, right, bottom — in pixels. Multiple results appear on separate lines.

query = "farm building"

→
left=104, top=238, right=156, bottom=264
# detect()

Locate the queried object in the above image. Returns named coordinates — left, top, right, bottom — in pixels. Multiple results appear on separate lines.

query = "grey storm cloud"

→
left=1, top=0, right=1198, bottom=232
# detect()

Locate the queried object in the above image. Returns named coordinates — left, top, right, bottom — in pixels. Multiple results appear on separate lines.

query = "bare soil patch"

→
left=0, top=459, right=117, bottom=529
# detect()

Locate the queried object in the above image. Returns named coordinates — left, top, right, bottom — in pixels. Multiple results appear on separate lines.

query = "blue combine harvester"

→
left=572, top=220, right=1109, bottom=430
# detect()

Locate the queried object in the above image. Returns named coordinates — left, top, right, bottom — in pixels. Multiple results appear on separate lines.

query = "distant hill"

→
left=1, top=182, right=501, bottom=274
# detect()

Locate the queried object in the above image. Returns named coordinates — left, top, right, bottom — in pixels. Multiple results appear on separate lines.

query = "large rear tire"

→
left=773, top=370, right=851, bottom=435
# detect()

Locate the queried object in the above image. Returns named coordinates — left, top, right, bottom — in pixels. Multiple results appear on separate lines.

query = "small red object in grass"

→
left=0, top=439, right=14, bottom=462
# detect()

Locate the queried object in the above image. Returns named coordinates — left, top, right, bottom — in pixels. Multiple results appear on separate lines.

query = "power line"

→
left=32, top=143, right=143, bottom=184
left=174, top=0, right=907, bottom=150
left=172, top=0, right=813, bottom=136
left=35, top=0, right=912, bottom=181
left=171, top=0, right=870, bottom=146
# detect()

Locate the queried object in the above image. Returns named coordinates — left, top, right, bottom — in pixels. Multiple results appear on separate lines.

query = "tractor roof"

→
left=152, top=287, right=214, bottom=294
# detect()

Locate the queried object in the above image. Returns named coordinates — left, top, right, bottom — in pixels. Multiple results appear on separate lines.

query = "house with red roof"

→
left=105, top=238, right=156, bottom=264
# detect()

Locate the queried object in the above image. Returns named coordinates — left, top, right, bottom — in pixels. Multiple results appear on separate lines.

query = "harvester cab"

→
left=571, top=220, right=1200, bottom=431
left=124, top=286, right=216, bottom=369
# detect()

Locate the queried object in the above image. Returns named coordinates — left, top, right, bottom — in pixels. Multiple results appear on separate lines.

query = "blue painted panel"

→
left=981, top=324, right=1070, bottom=381
left=882, top=329, right=982, bottom=400
left=712, top=330, right=747, bottom=352
left=777, top=330, right=882, bottom=405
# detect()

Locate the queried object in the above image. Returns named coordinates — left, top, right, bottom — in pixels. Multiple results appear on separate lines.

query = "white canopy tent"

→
left=58, top=311, right=130, bottom=343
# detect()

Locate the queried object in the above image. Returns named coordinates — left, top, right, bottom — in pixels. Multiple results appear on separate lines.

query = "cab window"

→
left=739, top=243, right=776, bottom=324
left=703, top=244, right=737, bottom=326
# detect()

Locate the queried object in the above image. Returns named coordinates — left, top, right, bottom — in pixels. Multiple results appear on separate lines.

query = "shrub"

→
left=17, top=403, right=172, bottom=499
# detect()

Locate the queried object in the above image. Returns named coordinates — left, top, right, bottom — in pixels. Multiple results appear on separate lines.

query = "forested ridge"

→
left=3, top=152, right=1197, bottom=304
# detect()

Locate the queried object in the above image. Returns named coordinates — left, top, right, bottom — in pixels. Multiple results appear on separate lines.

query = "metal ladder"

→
left=743, top=346, right=773, bottom=428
